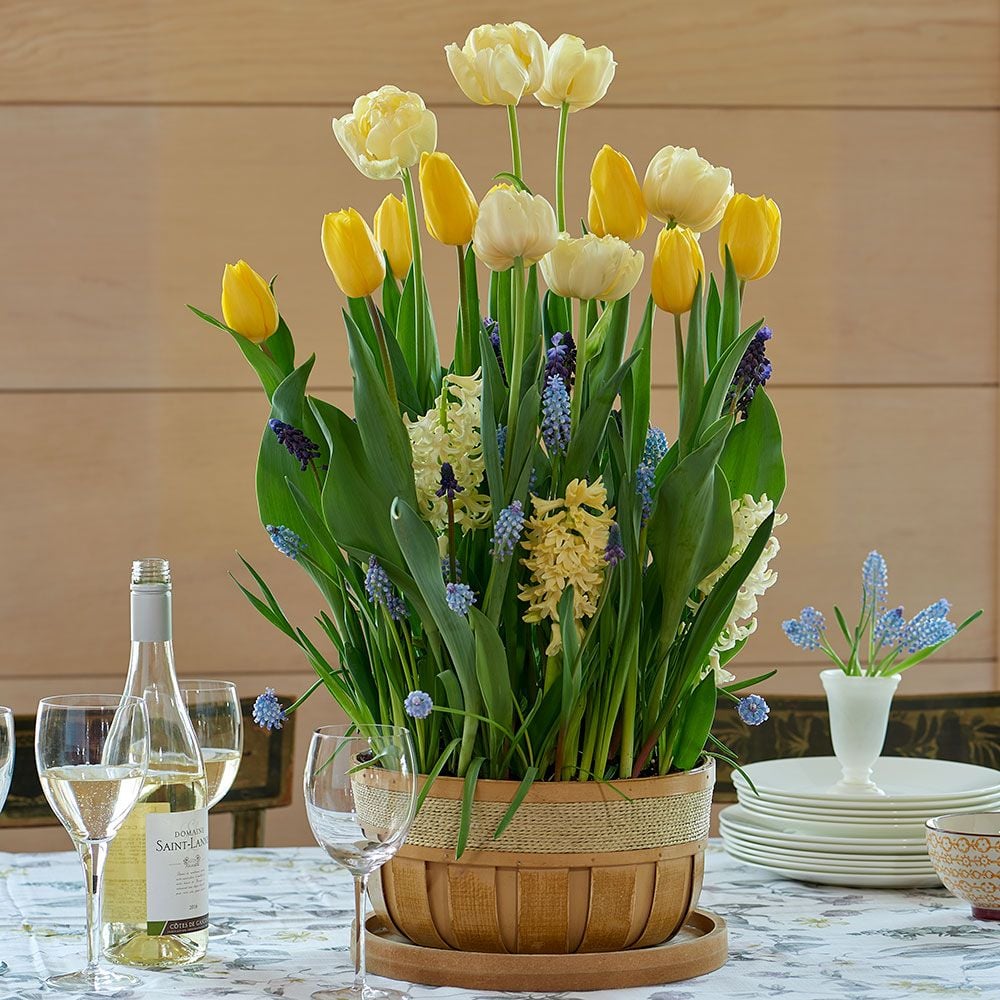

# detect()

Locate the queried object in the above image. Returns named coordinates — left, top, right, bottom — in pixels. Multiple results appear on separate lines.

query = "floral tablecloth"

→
left=0, top=843, right=997, bottom=999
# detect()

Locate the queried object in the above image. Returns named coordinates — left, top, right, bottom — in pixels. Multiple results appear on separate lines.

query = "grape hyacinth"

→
left=545, top=331, right=577, bottom=387
left=643, top=426, right=669, bottom=468
left=874, top=606, right=905, bottom=647
left=738, top=694, right=770, bottom=726
left=445, top=582, right=476, bottom=615
left=635, top=462, right=656, bottom=524
left=862, top=550, right=888, bottom=611
left=266, top=524, right=306, bottom=560
left=496, top=424, right=507, bottom=464
left=484, top=316, right=506, bottom=381
left=604, top=522, right=626, bottom=566
left=364, top=557, right=406, bottom=620
left=252, top=688, right=287, bottom=731
left=729, top=325, right=773, bottom=419
left=441, top=557, right=462, bottom=581
left=436, top=461, right=464, bottom=500
left=781, top=607, right=827, bottom=650
left=541, top=374, right=571, bottom=456
left=900, top=599, right=956, bottom=653
left=268, top=418, right=322, bottom=472
left=404, top=690, right=433, bottom=720
left=491, top=500, right=525, bottom=559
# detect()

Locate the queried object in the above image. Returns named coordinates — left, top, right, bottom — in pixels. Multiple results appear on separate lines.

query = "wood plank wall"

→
left=1, top=1, right=997, bottom=850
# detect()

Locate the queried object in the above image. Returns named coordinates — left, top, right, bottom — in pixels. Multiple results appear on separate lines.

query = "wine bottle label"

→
left=145, top=808, right=209, bottom=935
left=103, top=802, right=170, bottom=924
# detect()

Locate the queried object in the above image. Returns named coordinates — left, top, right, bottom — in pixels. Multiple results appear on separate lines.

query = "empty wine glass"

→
left=179, top=679, right=243, bottom=937
left=304, top=725, right=416, bottom=1000
left=35, top=694, right=149, bottom=993
left=0, top=706, right=13, bottom=977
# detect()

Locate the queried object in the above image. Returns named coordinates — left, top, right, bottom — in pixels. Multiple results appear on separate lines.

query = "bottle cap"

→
left=131, top=558, right=171, bottom=586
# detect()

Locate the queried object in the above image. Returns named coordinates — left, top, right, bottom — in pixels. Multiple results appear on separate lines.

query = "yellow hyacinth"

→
left=405, top=370, right=491, bottom=531
left=520, top=478, right=615, bottom=653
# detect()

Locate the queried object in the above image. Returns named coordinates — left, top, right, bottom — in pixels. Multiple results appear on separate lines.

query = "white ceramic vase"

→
left=820, top=668, right=901, bottom=795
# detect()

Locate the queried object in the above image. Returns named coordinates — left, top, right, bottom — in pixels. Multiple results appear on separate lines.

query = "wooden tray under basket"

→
left=359, top=909, right=727, bottom=991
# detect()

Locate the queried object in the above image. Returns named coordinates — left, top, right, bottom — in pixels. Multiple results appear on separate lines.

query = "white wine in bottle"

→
left=103, top=558, right=210, bottom=968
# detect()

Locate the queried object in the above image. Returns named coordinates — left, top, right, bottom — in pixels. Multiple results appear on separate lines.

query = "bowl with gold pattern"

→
left=926, top=813, right=1000, bottom=920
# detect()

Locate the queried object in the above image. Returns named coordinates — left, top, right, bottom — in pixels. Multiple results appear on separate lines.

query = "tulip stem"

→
left=456, top=244, right=475, bottom=376
left=570, top=298, right=591, bottom=433
left=504, top=259, right=526, bottom=476
left=366, top=295, right=398, bottom=410
left=400, top=168, right=428, bottom=397
left=555, top=102, right=570, bottom=232
left=260, top=342, right=276, bottom=362
left=674, top=313, right=684, bottom=410
left=506, top=105, right=523, bottom=182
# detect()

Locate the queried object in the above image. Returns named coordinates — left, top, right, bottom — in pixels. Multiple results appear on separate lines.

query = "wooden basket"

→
left=356, top=759, right=714, bottom=954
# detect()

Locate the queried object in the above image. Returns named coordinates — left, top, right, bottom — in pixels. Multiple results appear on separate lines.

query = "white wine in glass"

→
left=35, top=694, right=149, bottom=994
left=304, top=725, right=416, bottom=1000
left=0, top=706, right=13, bottom=977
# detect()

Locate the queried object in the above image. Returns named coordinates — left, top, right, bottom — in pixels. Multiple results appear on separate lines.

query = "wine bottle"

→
left=103, top=558, right=209, bottom=967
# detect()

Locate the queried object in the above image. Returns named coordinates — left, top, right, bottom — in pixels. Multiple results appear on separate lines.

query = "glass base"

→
left=0, top=961, right=7, bottom=975
left=312, top=986, right=409, bottom=1000
left=208, top=921, right=234, bottom=939
left=46, top=965, right=142, bottom=993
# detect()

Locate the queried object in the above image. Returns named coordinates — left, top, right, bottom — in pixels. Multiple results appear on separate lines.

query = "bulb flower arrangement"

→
left=194, top=22, right=789, bottom=831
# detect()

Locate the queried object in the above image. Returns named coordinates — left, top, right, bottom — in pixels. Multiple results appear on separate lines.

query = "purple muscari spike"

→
left=491, top=501, right=525, bottom=559
left=781, top=607, right=826, bottom=650
left=266, top=524, right=306, bottom=560
left=484, top=317, right=506, bottom=382
left=404, top=690, right=433, bottom=720
left=364, top=557, right=406, bottom=621
left=643, top=426, right=669, bottom=468
left=441, top=557, right=462, bottom=581
left=269, top=418, right=322, bottom=472
left=738, top=694, right=770, bottom=726
left=874, top=606, right=905, bottom=647
left=635, top=463, right=656, bottom=524
left=436, top=462, right=464, bottom=500
left=604, top=522, right=626, bottom=566
left=541, top=374, right=571, bottom=455
left=545, top=331, right=577, bottom=387
left=861, top=551, right=889, bottom=611
left=729, top=326, right=774, bottom=419
left=496, top=424, right=508, bottom=464
left=252, top=688, right=287, bottom=731
left=445, top=582, right=476, bottom=615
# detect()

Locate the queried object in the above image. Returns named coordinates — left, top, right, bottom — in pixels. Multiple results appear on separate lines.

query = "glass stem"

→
left=82, top=839, right=109, bottom=972
left=353, top=872, right=369, bottom=992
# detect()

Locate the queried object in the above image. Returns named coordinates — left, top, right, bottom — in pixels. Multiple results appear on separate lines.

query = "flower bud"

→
left=651, top=226, right=704, bottom=314
left=220, top=260, right=279, bottom=343
left=719, top=193, right=781, bottom=281
left=473, top=185, right=558, bottom=271
left=540, top=233, right=643, bottom=302
left=587, top=145, right=647, bottom=241
left=321, top=208, right=386, bottom=299
left=643, top=146, right=733, bottom=232
left=419, top=151, right=478, bottom=246
left=535, top=34, right=616, bottom=111
left=445, top=22, right=548, bottom=106
left=373, top=194, right=412, bottom=280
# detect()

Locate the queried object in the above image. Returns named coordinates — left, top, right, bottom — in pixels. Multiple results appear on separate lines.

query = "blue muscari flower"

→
left=267, top=524, right=306, bottom=560
left=441, top=557, right=461, bottom=581
left=635, top=462, right=656, bottom=524
left=496, top=424, right=507, bottom=464
left=541, top=374, right=571, bottom=456
left=738, top=694, right=770, bottom=726
left=874, top=606, right=905, bottom=647
left=491, top=501, right=524, bottom=559
left=729, top=326, right=774, bottom=418
left=436, top=461, right=463, bottom=500
left=901, top=602, right=956, bottom=653
left=605, top=522, right=626, bottom=566
left=781, top=607, right=826, bottom=650
left=404, top=690, right=433, bottom=720
left=269, top=418, right=322, bottom=472
left=252, top=687, right=287, bottom=731
left=484, top=316, right=506, bottom=382
left=545, top=331, right=577, bottom=386
left=365, top=557, right=406, bottom=621
left=445, top=582, right=476, bottom=616
left=862, top=551, right=888, bottom=611
left=643, top=426, right=669, bottom=468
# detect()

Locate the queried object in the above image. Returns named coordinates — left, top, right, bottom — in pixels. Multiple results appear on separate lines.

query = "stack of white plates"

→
left=720, top=756, right=1000, bottom=887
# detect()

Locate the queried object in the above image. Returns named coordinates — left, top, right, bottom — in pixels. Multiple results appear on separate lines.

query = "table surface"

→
left=1, top=843, right=997, bottom=1000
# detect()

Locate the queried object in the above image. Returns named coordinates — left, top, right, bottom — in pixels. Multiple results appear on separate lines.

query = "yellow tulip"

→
left=321, top=208, right=386, bottom=299
left=332, top=85, right=437, bottom=181
left=220, top=260, right=279, bottom=343
left=540, top=233, right=643, bottom=302
left=373, top=194, right=412, bottom=280
left=719, top=193, right=781, bottom=281
left=473, top=184, right=558, bottom=271
left=587, top=145, right=647, bottom=241
left=419, top=152, right=478, bottom=246
left=651, top=227, right=704, bottom=314
left=445, top=22, right=548, bottom=106
left=643, top=146, right=733, bottom=232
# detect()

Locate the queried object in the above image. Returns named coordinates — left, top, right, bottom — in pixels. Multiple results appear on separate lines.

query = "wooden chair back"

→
left=0, top=695, right=295, bottom=848
left=713, top=689, right=1000, bottom=801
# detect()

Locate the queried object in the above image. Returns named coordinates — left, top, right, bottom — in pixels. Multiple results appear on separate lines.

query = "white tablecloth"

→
left=0, top=843, right=997, bottom=999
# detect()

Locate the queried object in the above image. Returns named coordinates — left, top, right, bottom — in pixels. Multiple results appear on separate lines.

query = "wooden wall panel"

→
left=2, top=1, right=996, bottom=107
left=3, top=105, right=996, bottom=391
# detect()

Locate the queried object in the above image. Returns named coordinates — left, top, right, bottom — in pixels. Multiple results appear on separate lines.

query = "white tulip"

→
left=642, top=146, right=733, bottom=232
left=445, top=22, right=548, bottom=106
left=540, top=233, right=644, bottom=301
left=473, top=185, right=558, bottom=271
left=535, top=34, right=616, bottom=111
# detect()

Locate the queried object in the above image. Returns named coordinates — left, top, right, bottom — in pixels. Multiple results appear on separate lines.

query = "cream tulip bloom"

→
left=445, top=22, right=548, bottom=105
left=535, top=34, right=616, bottom=111
left=643, top=146, right=733, bottom=232
left=332, top=85, right=437, bottom=180
left=473, top=185, right=558, bottom=271
left=540, top=233, right=643, bottom=302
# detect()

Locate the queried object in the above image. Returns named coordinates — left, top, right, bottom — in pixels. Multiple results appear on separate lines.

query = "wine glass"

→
left=304, top=725, right=417, bottom=1000
left=0, top=706, right=13, bottom=977
left=35, top=694, right=149, bottom=993
left=179, top=679, right=243, bottom=937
